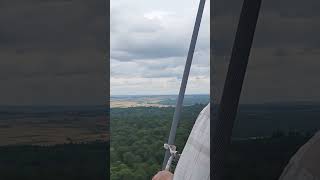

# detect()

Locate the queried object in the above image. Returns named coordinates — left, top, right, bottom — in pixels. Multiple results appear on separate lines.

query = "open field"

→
left=0, top=106, right=108, bottom=179
left=0, top=106, right=108, bottom=146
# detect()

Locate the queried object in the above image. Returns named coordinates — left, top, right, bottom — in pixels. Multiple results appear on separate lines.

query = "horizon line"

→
left=110, top=93, right=210, bottom=96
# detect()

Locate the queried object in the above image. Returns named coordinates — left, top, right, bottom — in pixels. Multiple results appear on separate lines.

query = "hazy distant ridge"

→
left=110, top=94, right=209, bottom=108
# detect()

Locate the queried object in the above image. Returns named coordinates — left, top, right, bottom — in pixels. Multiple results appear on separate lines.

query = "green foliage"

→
left=110, top=104, right=205, bottom=180
left=111, top=104, right=317, bottom=180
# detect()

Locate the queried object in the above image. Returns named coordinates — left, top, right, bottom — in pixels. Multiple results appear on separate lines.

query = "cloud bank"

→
left=0, top=0, right=107, bottom=105
left=111, top=0, right=210, bottom=95
left=212, top=0, right=320, bottom=103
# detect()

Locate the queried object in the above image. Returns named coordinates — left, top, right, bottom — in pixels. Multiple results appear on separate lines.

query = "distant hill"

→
left=110, top=94, right=209, bottom=108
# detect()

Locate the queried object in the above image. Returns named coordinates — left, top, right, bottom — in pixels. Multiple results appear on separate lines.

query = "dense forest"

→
left=111, top=103, right=319, bottom=180
left=0, top=141, right=109, bottom=180
left=110, top=104, right=205, bottom=179
left=1, top=104, right=318, bottom=179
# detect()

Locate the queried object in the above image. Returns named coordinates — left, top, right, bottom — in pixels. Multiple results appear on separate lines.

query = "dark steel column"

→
left=211, top=0, right=261, bottom=179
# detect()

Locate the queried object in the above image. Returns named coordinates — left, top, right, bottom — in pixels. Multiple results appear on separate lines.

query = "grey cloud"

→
left=0, top=0, right=107, bottom=105
left=111, top=2, right=209, bottom=61
left=0, top=0, right=106, bottom=51
left=111, top=44, right=187, bottom=61
left=213, top=0, right=320, bottom=56
left=110, top=0, right=210, bottom=95
left=214, top=0, right=320, bottom=17
left=212, top=0, right=320, bottom=103
left=273, top=48, right=288, bottom=57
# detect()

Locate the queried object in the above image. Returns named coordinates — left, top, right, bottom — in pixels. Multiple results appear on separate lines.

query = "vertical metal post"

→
left=162, top=0, right=207, bottom=169
left=211, top=0, right=261, bottom=179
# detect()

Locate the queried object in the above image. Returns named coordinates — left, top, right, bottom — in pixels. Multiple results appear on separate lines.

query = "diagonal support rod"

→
left=211, top=0, right=261, bottom=179
left=162, top=0, right=206, bottom=170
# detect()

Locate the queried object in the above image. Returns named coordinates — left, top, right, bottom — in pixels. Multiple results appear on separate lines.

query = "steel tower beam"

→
left=211, top=0, right=261, bottom=179
left=162, top=0, right=207, bottom=170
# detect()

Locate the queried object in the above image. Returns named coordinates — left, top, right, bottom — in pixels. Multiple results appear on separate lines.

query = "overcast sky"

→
left=4, top=0, right=320, bottom=104
left=0, top=0, right=106, bottom=105
left=110, top=0, right=210, bottom=95
left=213, top=0, right=320, bottom=104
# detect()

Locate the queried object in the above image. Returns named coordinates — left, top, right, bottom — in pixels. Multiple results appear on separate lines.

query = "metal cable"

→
left=162, top=0, right=207, bottom=170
